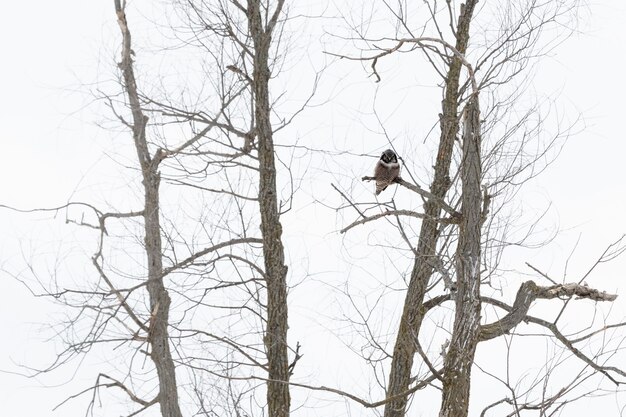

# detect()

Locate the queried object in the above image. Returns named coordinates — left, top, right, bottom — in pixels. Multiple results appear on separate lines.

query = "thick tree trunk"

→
left=383, top=2, right=478, bottom=417
left=114, top=2, right=183, bottom=416
left=439, top=97, right=482, bottom=417
left=247, top=2, right=291, bottom=417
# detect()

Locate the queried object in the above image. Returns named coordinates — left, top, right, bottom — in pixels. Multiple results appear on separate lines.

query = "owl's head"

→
left=380, top=149, right=398, bottom=164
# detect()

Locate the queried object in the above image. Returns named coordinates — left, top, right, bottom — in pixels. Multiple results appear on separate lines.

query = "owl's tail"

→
left=375, top=181, right=387, bottom=195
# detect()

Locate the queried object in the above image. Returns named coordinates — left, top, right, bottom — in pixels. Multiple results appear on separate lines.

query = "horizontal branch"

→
left=162, top=237, right=263, bottom=276
left=361, top=176, right=461, bottom=218
left=99, top=209, right=144, bottom=234
left=287, top=374, right=437, bottom=409
left=341, top=209, right=457, bottom=234
left=326, top=36, right=478, bottom=93
left=174, top=327, right=268, bottom=371
left=167, top=179, right=257, bottom=201
left=0, top=202, right=101, bottom=216
left=208, top=372, right=438, bottom=409
left=480, top=281, right=617, bottom=342
left=0, top=203, right=144, bottom=236
left=569, top=322, right=626, bottom=344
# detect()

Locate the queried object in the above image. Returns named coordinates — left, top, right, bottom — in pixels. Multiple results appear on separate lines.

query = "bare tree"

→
left=1, top=0, right=300, bottom=416
left=104, top=1, right=296, bottom=415
left=114, top=2, right=183, bottom=415
left=2, top=1, right=624, bottom=417
left=329, top=1, right=625, bottom=417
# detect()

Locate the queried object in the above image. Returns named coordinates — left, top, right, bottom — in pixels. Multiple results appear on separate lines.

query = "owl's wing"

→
left=391, top=165, right=400, bottom=181
left=374, top=162, right=397, bottom=195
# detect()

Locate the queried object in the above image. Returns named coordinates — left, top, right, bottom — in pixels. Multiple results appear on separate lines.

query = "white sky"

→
left=1, top=1, right=626, bottom=416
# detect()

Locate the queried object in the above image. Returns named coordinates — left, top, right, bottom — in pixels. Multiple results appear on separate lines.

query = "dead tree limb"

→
left=480, top=281, right=618, bottom=342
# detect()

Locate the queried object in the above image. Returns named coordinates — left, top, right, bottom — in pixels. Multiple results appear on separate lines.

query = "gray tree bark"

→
left=247, top=1, right=291, bottom=417
left=383, top=2, right=478, bottom=417
left=114, top=2, right=183, bottom=416
left=439, top=97, right=482, bottom=417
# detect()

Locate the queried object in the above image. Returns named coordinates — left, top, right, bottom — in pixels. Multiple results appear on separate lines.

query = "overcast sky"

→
left=1, top=1, right=626, bottom=416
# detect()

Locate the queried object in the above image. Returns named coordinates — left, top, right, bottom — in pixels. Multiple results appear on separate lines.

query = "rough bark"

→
left=114, top=2, right=183, bottom=416
left=480, top=281, right=618, bottom=342
left=439, top=97, right=482, bottom=417
left=383, top=2, right=478, bottom=416
left=247, top=1, right=291, bottom=417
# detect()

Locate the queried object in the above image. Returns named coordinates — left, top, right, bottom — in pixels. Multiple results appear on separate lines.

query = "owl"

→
left=374, top=149, right=401, bottom=195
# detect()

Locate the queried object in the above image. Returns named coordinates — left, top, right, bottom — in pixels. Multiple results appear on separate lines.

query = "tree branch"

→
left=341, top=209, right=458, bottom=234
left=480, top=281, right=618, bottom=342
left=361, top=176, right=461, bottom=218
left=162, top=237, right=263, bottom=276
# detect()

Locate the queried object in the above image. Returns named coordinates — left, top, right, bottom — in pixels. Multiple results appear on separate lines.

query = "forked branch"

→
left=480, top=280, right=618, bottom=342
left=327, top=36, right=478, bottom=93
left=481, top=281, right=622, bottom=385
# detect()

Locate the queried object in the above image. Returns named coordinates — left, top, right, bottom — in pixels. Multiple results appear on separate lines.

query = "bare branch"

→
left=361, top=176, right=460, bottom=218
left=341, top=209, right=458, bottom=234
left=480, top=280, right=618, bottom=342
left=162, top=237, right=263, bottom=276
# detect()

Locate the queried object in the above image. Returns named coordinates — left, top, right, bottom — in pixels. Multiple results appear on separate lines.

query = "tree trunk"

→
left=247, top=1, right=291, bottom=417
left=114, top=2, right=183, bottom=416
left=439, top=97, right=482, bottom=417
left=144, top=170, right=182, bottom=417
left=383, top=2, right=478, bottom=417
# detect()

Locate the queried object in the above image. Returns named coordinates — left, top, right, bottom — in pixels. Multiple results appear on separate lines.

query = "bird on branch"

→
left=373, top=149, right=401, bottom=195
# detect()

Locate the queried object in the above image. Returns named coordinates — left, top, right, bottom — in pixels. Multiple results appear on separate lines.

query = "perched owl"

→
left=374, top=149, right=401, bottom=195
